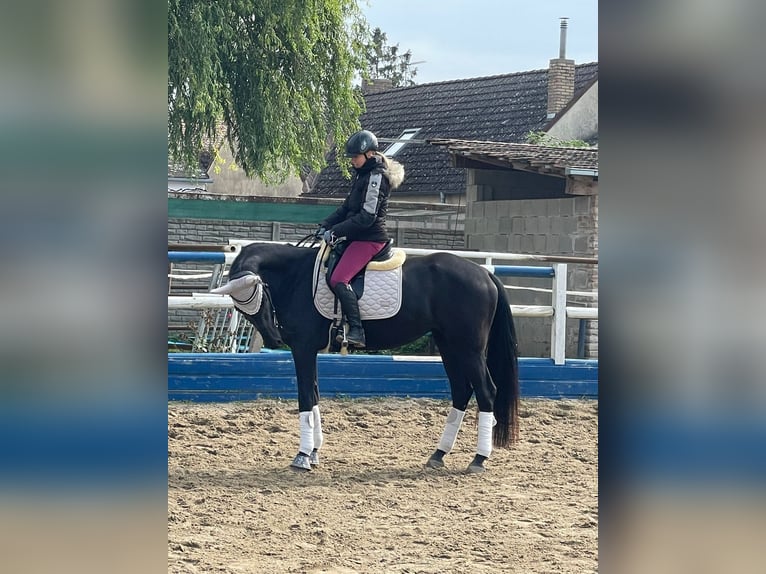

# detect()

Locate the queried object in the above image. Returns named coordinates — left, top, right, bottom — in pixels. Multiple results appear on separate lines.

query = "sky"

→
left=359, top=0, right=598, bottom=84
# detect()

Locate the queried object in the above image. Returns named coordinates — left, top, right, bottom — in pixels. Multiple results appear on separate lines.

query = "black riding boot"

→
left=332, top=283, right=366, bottom=348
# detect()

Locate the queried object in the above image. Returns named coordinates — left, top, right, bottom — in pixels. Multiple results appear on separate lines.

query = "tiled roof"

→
left=429, top=139, right=598, bottom=175
left=306, top=62, right=598, bottom=197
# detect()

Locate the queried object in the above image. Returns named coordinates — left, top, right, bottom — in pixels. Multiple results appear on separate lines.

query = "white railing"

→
left=168, top=240, right=598, bottom=363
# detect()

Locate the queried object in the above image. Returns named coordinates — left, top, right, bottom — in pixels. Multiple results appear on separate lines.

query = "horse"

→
left=212, top=241, right=520, bottom=473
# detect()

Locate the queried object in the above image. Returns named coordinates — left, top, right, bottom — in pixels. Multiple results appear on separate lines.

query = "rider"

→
left=315, top=129, right=405, bottom=347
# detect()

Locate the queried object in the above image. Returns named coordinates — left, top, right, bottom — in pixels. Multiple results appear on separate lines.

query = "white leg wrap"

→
left=299, top=411, right=314, bottom=455
left=312, top=405, right=324, bottom=450
left=437, top=408, right=466, bottom=453
left=477, top=411, right=497, bottom=457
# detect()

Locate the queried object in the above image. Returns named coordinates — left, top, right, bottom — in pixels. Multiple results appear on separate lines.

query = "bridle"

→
left=228, top=272, right=280, bottom=331
left=259, top=280, right=281, bottom=330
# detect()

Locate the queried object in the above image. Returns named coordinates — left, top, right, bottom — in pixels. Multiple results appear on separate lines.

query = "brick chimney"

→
left=362, top=78, right=394, bottom=95
left=547, top=18, right=575, bottom=119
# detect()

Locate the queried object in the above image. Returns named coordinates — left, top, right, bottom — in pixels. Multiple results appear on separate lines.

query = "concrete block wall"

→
left=168, top=218, right=465, bottom=251
left=465, top=195, right=598, bottom=359
left=578, top=194, right=598, bottom=358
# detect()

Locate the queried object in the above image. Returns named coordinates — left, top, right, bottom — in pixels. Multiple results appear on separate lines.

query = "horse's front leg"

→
left=290, top=346, right=322, bottom=472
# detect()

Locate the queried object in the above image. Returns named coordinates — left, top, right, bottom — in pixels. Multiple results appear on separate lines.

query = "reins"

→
left=294, top=234, right=320, bottom=248
left=292, top=234, right=328, bottom=302
left=261, top=234, right=323, bottom=329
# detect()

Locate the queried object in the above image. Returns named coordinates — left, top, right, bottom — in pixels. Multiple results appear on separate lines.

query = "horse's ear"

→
left=210, top=283, right=234, bottom=295
left=211, top=274, right=257, bottom=295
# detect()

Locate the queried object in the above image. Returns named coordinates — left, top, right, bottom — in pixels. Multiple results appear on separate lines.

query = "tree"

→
left=168, top=0, right=366, bottom=181
left=363, top=27, right=418, bottom=87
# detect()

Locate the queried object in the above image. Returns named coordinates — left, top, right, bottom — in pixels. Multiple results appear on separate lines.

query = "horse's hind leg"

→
left=428, top=339, right=497, bottom=473
left=467, top=356, right=497, bottom=474
left=426, top=338, right=473, bottom=469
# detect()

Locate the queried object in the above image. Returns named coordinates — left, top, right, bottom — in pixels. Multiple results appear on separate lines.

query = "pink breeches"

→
left=329, top=241, right=388, bottom=288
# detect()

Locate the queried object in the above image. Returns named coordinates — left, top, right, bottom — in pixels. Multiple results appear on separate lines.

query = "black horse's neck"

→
left=231, top=243, right=317, bottom=303
left=235, top=243, right=314, bottom=268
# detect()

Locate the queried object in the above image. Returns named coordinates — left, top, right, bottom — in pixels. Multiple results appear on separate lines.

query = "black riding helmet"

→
left=344, top=130, right=378, bottom=157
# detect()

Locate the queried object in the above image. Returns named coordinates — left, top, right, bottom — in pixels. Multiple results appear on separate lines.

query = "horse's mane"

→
left=232, top=242, right=317, bottom=276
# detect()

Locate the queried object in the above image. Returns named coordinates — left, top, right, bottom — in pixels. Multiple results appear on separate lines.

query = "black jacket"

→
left=321, top=154, right=405, bottom=242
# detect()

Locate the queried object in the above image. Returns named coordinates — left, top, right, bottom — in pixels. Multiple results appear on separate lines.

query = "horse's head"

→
left=210, top=272, right=284, bottom=348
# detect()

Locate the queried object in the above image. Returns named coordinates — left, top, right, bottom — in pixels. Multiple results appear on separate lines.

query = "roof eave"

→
left=565, top=167, right=598, bottom=178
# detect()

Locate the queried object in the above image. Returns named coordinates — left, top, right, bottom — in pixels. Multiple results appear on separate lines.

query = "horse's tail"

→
left=487, top=272, right=520, bottom=447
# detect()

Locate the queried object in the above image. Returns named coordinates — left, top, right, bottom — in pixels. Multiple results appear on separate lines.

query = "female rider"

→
left=316, top=129, right=405, bottom=347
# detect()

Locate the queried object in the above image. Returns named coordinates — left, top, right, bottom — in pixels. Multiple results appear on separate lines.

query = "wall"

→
left=546, top=80, right=598, bottom=143
left=207, top=165, right=304, bottom=197
left=464, top=169, right=598, bottom=359
left=205, top=144, right=305, bottom=197
left=168, top=217, right=465, bottom=251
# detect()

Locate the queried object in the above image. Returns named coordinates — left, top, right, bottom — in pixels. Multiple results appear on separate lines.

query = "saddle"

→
left=324, top=239, right=395, bottom=296
left=313, top=240, right=406, bottom=321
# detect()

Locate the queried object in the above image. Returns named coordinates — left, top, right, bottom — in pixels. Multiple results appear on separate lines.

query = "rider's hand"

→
left=314, top=226, right=326, bottom=239
left=322, top=230, right=335, bottom=244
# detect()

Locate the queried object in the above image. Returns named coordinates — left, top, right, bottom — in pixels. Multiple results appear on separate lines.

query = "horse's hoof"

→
left=425, top=449, right=446, bottom=469
left=309, top=450, right=320, bottom=466
left=290, top=453, right=312, bottom=471
left=425, top=457, right=444, bottom=469
left=467, top=454, right=488, bottom=473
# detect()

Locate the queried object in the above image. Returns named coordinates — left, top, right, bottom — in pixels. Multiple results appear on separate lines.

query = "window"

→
left=382, top=128, right=421, bottom=157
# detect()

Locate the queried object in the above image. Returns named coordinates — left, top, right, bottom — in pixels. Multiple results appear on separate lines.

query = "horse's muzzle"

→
left=261, top=335, right=284, bottom=349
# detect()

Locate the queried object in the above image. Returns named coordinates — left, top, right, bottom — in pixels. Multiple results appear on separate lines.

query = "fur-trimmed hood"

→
left=380, top=155, right=405, bottom=190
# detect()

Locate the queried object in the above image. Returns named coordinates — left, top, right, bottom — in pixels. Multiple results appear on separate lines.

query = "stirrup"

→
left=335, top=325, right=365, bottom=348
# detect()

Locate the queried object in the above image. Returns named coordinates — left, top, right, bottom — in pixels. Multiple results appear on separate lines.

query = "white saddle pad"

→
left=312, top=243, right=405, bottom=320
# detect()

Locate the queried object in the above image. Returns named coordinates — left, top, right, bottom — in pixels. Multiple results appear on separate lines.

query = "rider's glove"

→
left=314, top=226, right=326, bottom=239
left=322, top=229, right=336, bottom=245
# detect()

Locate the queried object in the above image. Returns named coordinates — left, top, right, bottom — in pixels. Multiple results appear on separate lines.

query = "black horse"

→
left=212, top=242, right=520, bottom=473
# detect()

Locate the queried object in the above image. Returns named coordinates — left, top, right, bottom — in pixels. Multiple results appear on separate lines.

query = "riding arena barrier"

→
left=168, top=351, right=596, bottom=402
left=168, top=241, right=598, bottom=401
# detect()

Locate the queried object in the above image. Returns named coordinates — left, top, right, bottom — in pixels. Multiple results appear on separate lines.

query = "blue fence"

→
left=169, top=251, right=227, bottom=263
left=168, top=351, right=598, bottom=402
